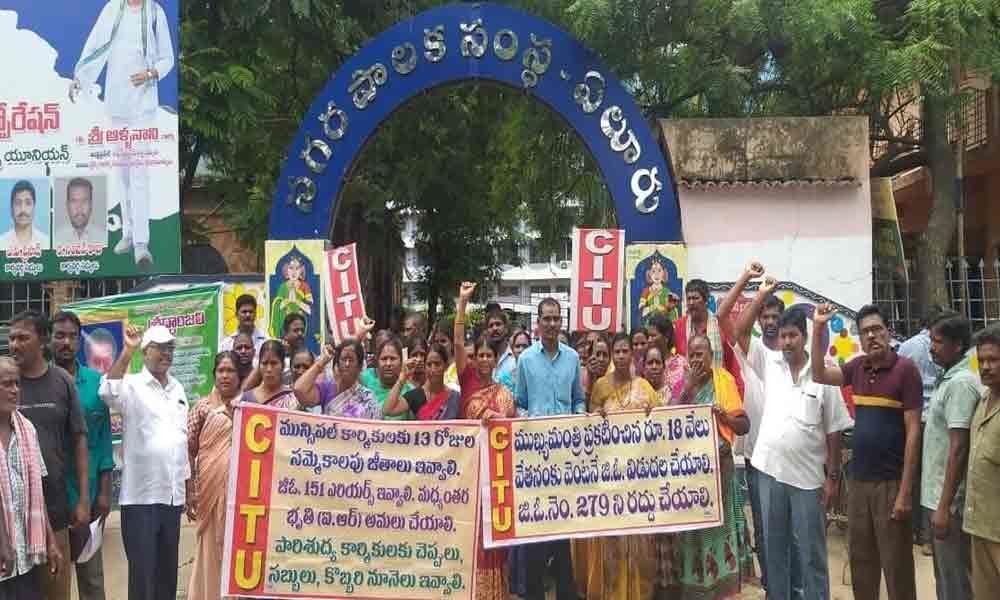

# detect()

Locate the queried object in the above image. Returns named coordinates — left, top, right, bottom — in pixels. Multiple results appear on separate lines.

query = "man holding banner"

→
left=515, top=297, right=585, bottom=600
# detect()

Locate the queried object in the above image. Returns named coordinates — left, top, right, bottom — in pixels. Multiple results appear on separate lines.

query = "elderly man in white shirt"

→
left=736, top=292, right=853, bottom=600
left=70, top=0, right=175, bottom=266
left=99, top=324, right=187, bottom=600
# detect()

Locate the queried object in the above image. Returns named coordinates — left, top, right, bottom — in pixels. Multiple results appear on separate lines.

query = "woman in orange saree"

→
left=572, top=333, right=611, bottom=598
left=455, top=282, right=517, bottom=600
left=460, top=327, right=516, bottom=600
left=186, top=352, right=242, bottom=600
left=586, top=333, right=662, bottom=600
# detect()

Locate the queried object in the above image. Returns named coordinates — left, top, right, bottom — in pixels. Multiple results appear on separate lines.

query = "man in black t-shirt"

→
left=9, top=310, right=88, bottom=600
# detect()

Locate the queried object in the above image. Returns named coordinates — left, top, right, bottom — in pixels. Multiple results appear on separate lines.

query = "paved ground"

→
left=79, top=512, right=935, bottom=600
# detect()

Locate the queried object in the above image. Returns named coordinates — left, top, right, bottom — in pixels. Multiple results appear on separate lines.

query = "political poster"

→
left=221, top=281, right=268, bottom=339
left=482, top=405, right=723, bottom=548
left=626, top=243, right=687, bottom=329
left=871, top=177, right=907, bottom=280
left=265, top=240, right=326, bottom=356
left=0, top=1, right=181, bottom=280
left=323, top=243, right=368, bottom=344
left=569, top=228, right=625, bottom=333
left=222, top=405, right=482, bottom=599
left=63, top=283, right=221, bottom=407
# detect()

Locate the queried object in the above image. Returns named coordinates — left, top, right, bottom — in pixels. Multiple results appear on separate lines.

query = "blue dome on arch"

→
left=269, top=2, right=681, bottom=245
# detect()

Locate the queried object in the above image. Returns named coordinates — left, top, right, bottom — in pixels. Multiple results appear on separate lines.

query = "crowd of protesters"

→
left=2, top=263, right=1000, bottom=600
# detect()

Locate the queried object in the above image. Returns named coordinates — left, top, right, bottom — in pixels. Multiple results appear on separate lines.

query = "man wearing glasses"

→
left=812, top=304, right=922, bottom=600
left=100, top=324, right=188, bottom=600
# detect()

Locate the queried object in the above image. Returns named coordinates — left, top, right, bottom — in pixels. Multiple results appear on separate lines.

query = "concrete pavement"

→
left=76, top=512, right=935, bottom=600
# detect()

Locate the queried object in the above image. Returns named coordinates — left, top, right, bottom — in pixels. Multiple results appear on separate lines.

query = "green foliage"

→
left=179, top=0, right=1000, bottom=317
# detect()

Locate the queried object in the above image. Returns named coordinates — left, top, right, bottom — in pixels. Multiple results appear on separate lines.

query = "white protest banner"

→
left=482, top=405, right=723, bottom=548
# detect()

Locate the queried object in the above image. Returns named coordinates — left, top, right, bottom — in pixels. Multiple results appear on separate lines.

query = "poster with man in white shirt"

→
left=53, top=176, right=107, bottom=247
left=70, top=0, right=174, bottom=266
left=0, top=179, right=50, bottom=251
left=0, top=1, right=181, bottom=280
left=733, top=268, right=854, bottom=600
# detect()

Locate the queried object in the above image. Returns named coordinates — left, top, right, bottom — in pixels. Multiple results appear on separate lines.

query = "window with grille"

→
left=948, top=89, right=988, bottom=151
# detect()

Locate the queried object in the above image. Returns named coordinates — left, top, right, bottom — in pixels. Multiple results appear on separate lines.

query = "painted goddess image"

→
left=638, top=257, right=679, bottom=324
left=269, top=254, right=314, bottom=339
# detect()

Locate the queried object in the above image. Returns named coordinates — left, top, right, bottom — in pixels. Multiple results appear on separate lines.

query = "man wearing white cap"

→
left=99, top=324, right=187, bottom=600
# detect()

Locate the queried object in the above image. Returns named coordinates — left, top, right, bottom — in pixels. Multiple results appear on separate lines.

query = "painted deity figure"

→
left=639, top=258, right=678, bottom=324
left=269, top=255, right=314, bottom=339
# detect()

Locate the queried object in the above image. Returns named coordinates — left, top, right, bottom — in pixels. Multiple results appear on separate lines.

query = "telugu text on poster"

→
left=482, top=405, right=723, bottom=548
left=222, top=405, right=483, bottom=599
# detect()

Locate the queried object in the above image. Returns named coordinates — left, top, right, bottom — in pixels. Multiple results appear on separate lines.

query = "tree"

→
left=346, top=84, right=544, bottom=323
left=180, top=0, right=1000, bottom=324
left=178, top=0, right=405, bottom=259
left=877, top=0, right=1000, bottom=313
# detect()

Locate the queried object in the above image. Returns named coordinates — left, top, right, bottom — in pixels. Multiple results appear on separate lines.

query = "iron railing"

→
left=873, top=257, right=1000, bottom=338
left=0, top=278, right=145, bottom=351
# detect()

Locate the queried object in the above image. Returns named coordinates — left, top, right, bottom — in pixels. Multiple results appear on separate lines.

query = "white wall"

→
left=680, top=183, right=872, bottom=310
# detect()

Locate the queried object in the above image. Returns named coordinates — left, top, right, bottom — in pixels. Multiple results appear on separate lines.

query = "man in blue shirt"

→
left=515, top=297, right=584, bottom=600
left=51, top=311, right=115, bottom=600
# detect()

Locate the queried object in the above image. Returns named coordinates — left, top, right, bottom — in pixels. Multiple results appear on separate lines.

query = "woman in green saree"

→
left=672, top=334, right=755, bottom=599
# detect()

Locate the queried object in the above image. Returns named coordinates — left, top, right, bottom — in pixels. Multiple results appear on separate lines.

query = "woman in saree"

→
left=643, top=330, right=687, bottom=406
left=295, top=339, right=381, bottom=419
left=571, top=333, right=612, bottom=597
left=383, top=342, right=460, bottom=421
left=186, top=352, right=242, bottom=600
left=242, top=340, right=298, bottom=409
left=450, top=283, right=512, bottom=598
left=583, top=333, right=611, bottom=406
left=359, top=336, right=412, bottom=420
left=463, top=334, right=516, bottom=600
left=289, top=348, right=315, bottom=383
left=582, top=333, right=661, bottom=600
left=672, top=335, right=754, bottom=599
left=510, top=329, right=532, bottom=361
left=430, top=320, right=461, bottom=392
left=404, top=337, right=430, bottom=389
left=631, top=327, right=649, bottom=376
left=638, top=336, right=686, bottom=594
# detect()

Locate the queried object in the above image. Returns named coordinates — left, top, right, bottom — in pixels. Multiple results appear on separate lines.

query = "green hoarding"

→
left=64, top=283, right=221, bottom=408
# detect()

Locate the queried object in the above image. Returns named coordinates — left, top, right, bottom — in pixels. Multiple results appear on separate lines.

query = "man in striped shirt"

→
left=812, top=304, right=921, bottom=600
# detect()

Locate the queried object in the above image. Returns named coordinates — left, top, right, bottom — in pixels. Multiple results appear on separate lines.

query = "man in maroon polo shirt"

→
left=812, top=304, right=921, bottom=600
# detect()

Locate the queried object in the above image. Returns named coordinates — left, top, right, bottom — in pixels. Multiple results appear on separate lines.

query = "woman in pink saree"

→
left=185, top=352, right=242, bottom=600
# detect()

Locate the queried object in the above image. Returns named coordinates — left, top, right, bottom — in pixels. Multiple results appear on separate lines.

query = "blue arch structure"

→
left=269, top=2, right=681, bottom=244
